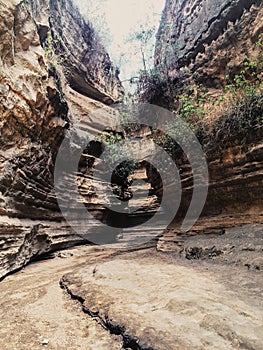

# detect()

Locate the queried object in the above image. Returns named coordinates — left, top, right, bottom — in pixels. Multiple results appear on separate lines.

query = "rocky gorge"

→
left=0, top=0, right=262, bottom=349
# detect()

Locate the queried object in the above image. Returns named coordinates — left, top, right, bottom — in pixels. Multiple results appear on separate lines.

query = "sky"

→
left=73, top=0, right=166, bottom=88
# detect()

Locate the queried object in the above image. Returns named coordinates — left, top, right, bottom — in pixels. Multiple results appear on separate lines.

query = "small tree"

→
left=126, top=24, right=156, bottom=73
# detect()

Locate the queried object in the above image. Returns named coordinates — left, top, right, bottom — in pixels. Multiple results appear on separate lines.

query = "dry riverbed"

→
left=0, top=247, right=123, bottom=350
left=0, top=244, right=262, bottom=350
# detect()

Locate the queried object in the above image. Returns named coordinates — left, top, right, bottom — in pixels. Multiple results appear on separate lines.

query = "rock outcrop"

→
left=0, top=0, right=123, bottom=278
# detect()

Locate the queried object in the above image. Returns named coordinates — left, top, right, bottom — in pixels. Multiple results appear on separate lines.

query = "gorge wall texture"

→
left=155, top=0, right=263, bottom=87
left=152, top=0, right=263, bottom=250
left=0, top=0, right=123, bottom=278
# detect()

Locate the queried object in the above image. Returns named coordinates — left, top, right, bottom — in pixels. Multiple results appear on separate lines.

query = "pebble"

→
left=42, top=339, right=49, bottom=345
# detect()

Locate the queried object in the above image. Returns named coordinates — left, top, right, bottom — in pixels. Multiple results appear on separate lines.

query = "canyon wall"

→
left=0, top=0, right=123, bottom=278
left=151, top=0, right=263, bottom=250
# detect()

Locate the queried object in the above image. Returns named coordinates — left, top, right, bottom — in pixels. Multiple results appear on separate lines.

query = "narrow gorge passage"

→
left=0, top=247, right=123, bottom=350
left=0, top=0, right=262, bottom=349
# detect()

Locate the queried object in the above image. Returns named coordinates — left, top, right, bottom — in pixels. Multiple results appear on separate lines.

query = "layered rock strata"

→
left=0, top=0, right=124, bottom=278
left=152, top=0, right=263, bottom=250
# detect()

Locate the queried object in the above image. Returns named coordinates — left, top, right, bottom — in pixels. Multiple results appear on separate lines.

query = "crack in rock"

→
left=59, top=278, right=156, bottom=350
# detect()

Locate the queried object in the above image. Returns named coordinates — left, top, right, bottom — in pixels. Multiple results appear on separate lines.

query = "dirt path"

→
left=0, top=247, right=123, bottom=350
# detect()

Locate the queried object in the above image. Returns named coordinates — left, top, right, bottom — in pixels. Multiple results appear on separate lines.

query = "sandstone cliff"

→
left=148, top=0, right=263, bottom=251
left=0, top=0, right=123, bottom=278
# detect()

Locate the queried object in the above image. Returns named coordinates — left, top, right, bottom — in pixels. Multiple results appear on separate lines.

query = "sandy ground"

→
left=0, top=247, right=123, bottom=350
left=0, top=245, right=262, bottom=350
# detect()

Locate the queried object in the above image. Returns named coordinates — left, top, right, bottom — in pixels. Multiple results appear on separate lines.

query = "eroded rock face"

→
left=48, top=0, right=123, bottom=103
left=0, top=0, right=123, bottom=278
left=177, top=127, right=263, bottom=218
left=155, top=0, right=263, bottom=87
left=151, top=0, right=263, bottom=251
